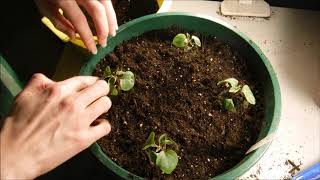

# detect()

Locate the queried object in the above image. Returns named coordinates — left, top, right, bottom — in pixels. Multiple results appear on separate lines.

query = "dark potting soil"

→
left=94, top=28, right=265, bottom=179
left=113, top=0, right=159, bottom=25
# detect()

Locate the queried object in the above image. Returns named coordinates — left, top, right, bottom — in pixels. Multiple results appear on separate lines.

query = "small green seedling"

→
left=224, top=98, right=236, bottom=112
left=217, top=78, right=241, bottom=93
left=143, top=132, right=179, bottom=174
left=172, top=33, right=201, bottom=50
left=217, top=78, right=256, bottom=112
left=102, top=66, right=135, bottom=96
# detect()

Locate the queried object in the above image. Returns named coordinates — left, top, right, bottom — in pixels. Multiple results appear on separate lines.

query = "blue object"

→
left=293, top=163, right=320, bottom=180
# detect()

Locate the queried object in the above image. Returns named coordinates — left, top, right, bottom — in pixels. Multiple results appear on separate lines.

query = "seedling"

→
left=224, top=98, right=236, bottom=112
left=142, top=132, right=179, bottom=174
left=217, top=78, right=256, bottom=112
left=102, top=66, right=135, bottom=96
left=172, top=33, right=201, bottom=50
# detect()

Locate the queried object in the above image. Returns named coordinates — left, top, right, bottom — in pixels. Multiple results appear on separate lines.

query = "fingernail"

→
left=91, top=48, right=97, bottom=55
left=101, top=41, right=107, bottom=47
left=111, top=30, right=116, bottom=37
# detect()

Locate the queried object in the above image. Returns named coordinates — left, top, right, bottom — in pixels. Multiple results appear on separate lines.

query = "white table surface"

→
left=167, top=1, right=320, bottom=179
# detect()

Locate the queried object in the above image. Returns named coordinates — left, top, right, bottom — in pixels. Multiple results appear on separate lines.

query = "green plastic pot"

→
left=81, top=12, right=281, bottom=179
left=81, top=13, right=281, bottom=179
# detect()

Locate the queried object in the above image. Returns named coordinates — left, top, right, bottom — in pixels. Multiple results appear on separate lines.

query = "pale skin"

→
left=34, top=0, right=118, bottom=54
left=0, top=74, right=112, bottom=179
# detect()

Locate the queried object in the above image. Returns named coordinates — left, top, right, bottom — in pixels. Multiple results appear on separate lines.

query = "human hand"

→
left=34, top=0, right=118, bottom=54
left=0, top=74, right=112, bottom=179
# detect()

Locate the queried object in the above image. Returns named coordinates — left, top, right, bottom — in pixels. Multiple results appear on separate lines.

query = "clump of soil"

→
left=286, top=160, right=301, bottom=177
left=113, top=0, right=159, bottom=25
left=94, top=28, right=265, bottom=179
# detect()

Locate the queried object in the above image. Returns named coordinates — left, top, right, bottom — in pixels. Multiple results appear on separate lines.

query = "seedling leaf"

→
left=156, top=150, right=178, bottom=174
left=229, top=85, right=242, bottom=93
left=122, top=71, right=134, bottom=79
left=143, top=132, right=157, bottom=150
left=120, top=78, right=135, bottom=91
left=103, top=66, right=112, bottom=79
left=172, top=33, right=188, bottom=48
left=110, top=87, right=118, bottom=96
left=217, top=78, right=239, bottom=88
left=224, top=98, right=236, bottom=112
left=116, top=71, right=134, bottom=79
left=108, top=76, right=116, bottom=85
left=241, top=85, right=256, bottom=105
left=243, top=100, right=249, bottom=109
left=147, top=150, right=157, bottom=164
left=186, top=33, right=190, bottom=39
left=159, top=134, right=174, bottom=147
left=191, top=35, right=201, bottom=47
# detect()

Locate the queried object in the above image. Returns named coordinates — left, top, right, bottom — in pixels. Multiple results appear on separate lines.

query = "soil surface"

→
left=94, top=28, right=265, bottom=179
left=113, top=0, right=159, bottom=25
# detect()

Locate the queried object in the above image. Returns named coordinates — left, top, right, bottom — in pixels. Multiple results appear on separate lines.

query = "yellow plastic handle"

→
left=41, top=16, right=98, bottom=49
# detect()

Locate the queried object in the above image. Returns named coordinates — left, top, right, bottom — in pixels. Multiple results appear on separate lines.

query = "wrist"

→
left=0, top=120, right=40, bottom=179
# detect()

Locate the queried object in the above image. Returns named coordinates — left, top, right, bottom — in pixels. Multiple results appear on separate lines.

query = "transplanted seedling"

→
left=217, top=78, right=256, bottom=112
left=172, top=33, right=201, bottom=50
left=142, top=132, right=179, bottom=174
left=102, top=66, right=135, bottom=96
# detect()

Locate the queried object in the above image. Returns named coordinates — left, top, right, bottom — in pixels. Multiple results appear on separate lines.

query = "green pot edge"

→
left=79, top=12, right=281, bottom=180
left=0, top=54, right=23, bottom=117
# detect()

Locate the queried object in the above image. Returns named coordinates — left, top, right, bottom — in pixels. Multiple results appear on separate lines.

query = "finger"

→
left=100, top=0, right=118, bottom=36
left=58, top=76, right=99, bottom=92
left=79, top=0, right=108, bottom=47
left=50, top=12, right=76, bottom=39
left=60, top=1, right=97, bottom=54
left=34, top=0, right=76, bottom=39
left=86, top=96, right=112, bottom=121
left=77, top=80, right=109, bottom=107
left=24, top=73, right=54, bottom=91
left=15, top=73, right=54, bottom=107
left=88, top=119, right=111, bottom=142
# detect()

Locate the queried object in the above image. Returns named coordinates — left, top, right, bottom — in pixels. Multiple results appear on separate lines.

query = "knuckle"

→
left=77, top=79, right=87, bottom=89
left=47, top=85, right=63, bottom=99
left=32, top=73, right=46, bottom=81
left=30, top=73, right=46, bottom=84
left=60, top=97, right=77, bottom=112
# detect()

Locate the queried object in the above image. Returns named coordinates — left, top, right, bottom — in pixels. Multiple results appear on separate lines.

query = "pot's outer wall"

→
left=80, top=12, right=281, bottom=180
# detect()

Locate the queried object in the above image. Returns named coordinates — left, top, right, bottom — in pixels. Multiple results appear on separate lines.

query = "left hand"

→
left=0, top=74, right=112, bottom=179
left=34, top=0, right=118, bottom=54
